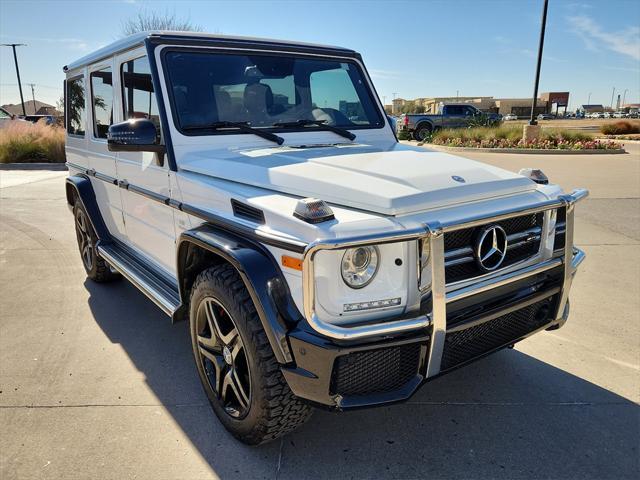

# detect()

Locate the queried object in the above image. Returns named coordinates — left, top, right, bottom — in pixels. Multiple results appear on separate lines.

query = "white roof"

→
left=64, top=31, right=354, bottom=72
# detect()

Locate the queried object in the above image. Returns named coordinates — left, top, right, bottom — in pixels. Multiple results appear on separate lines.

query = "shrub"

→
left=0, top=120, right=66, bottom=163
left=397, top=129, right=412, bottom=140
left=429, top=125, right=617, bottom=150
left=600, top=121, right=640, bottom=135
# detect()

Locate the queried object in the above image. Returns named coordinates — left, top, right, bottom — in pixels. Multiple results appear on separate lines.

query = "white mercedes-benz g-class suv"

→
left=64, top=31, right=587, bottom=445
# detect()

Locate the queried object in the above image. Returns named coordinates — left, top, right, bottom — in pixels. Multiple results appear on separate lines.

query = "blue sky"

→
left=1, top=0, right=639, bottom=110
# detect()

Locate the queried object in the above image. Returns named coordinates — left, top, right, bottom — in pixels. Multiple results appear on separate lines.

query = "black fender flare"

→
left=65, top=175, right=112, bottom=243
left=177, top=225, right=302, bottom=364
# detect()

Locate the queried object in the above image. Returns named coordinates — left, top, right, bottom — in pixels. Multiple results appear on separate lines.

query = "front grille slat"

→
left=444, top=213, right=544, bottom=283
left=441, top=295, right=557, bottom=371
left=330, top=343, right=421, bottom=397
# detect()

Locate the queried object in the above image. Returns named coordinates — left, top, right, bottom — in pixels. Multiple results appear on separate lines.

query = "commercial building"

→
left=394, top=92, right=570, bottom=118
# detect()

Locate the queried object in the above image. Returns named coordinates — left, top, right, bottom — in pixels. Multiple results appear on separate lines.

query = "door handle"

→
left=118, top=179, right=129, bottom=189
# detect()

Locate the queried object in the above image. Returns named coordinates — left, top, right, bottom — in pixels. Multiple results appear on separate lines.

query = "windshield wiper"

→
left=182, top=121, right=284, bottom=145
left=271, top=120, right=356, bottom=141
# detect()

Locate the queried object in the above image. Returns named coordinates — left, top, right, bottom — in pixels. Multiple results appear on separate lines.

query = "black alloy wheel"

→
left=195, top=297, right=251, bottom=419
left=75, top=206, right=94, bottom=271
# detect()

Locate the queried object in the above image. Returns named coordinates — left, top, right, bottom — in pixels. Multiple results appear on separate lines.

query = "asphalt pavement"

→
left=1, top=145, right=638, bottom=479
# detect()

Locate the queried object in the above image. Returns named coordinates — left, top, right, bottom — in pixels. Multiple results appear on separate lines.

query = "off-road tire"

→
left=73, top=199, right=120, bottom=282
left=413, top=123, right=432, bottom=141
left=189, top=264, right=312, bottom=445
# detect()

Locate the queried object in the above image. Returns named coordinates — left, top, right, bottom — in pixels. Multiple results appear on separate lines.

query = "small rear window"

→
left=67, top=76, right=86, bottom=136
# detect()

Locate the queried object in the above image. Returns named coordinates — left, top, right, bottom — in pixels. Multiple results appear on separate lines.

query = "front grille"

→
left=440, top=295, right=557, bottom=371
left=444, top=213, right=544, bottom=283
left=330, top=343, right=422, bottom=397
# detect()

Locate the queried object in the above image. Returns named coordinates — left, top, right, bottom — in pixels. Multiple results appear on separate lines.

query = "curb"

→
left=418, top=144, right=627, bottom=155
left=0, top=162, right=68, bottom=171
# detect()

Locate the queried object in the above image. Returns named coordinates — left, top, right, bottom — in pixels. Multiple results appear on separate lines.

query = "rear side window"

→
left=66, top=76, right=86, bottom=136
left=90, top=67, right=113, bottom=139
left=121, top=56, right=160, bottom=130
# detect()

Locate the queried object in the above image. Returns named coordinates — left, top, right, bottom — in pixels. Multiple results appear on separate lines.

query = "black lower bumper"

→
left=281, top=265, right=564, bottom=410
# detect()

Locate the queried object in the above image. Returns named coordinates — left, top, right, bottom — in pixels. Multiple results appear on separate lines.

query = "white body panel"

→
left=64, top=34, right=571, bottom=330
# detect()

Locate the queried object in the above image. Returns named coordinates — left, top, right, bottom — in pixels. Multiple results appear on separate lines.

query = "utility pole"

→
left=622, top=89, right=628, bottom=108
left=392, top=92, right=398, bottom=100
left=610, top=87, right=615, bottom=109
left=587, top=92, right=591, bottom=105
left=528, top=0, right=548, bottom=126
left=28, top=83, right=36, bottom=114
left=1, top=43, right=27, bottom=116
left=382, top=95, right=386, bottom=105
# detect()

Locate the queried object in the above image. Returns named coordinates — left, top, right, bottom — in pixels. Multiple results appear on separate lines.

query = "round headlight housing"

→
left=341, top=246, right=380, bottom=289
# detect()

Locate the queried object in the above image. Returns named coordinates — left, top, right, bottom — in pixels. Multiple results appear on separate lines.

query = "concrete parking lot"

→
left=1, top=145, right=639, bottom=480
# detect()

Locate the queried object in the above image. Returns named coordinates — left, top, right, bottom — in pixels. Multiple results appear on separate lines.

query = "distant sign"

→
left=542, top=92, right=569, bottom=107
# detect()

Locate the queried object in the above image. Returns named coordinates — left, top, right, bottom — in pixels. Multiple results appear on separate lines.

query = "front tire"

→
left=189, top=264, right=312, bottom=445
left=73, top=200, right=120, bottom=282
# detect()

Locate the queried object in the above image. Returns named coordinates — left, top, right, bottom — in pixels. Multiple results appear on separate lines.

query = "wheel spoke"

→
left=199, top=345, right=225, bottom=393
left=222, top=368, right=249, bottom=411
left=197, top=332, right=217, bottom=350
left=205, top=300, right=238, bottom=345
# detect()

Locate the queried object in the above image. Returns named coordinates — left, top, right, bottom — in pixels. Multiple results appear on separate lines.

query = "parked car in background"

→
left=503, top=113, right=518, bottom=121
left=23, top=114, right=57, bottom=125
left=399, top=104, right=502, bottom=141
left=64, top=31, right=588, bottom=445
left=537, top=113, right=554, bottom=120
left=0, top=106, right=27, bottom=128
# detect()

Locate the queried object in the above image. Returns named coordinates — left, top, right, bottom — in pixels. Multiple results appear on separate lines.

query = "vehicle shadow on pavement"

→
left=85, top=279, right=639, bottom=480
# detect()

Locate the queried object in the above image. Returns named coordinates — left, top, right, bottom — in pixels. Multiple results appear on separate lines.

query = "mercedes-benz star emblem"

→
left=475, top=225, right=508, bottom=271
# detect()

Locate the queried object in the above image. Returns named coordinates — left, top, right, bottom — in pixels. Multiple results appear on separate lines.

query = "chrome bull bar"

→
left=301, top=189, right=589, bottom=374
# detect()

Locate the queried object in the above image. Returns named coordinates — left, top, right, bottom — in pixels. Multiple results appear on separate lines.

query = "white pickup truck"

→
left=64, top=31, right=587, bottom=445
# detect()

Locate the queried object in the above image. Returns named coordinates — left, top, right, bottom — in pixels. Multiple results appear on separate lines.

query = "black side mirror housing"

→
left=107, top=119, right=165, bottom=154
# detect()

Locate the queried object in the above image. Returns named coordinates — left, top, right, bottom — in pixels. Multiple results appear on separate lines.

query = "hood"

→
left=179, top=142, right=537, bottom=215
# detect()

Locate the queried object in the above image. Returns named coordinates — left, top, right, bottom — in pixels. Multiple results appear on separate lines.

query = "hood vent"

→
left=231, top=199, right=265, bottom=224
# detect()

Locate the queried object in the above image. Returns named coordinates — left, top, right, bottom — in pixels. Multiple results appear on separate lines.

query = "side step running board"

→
left=97, top=243, right=181, bottom=317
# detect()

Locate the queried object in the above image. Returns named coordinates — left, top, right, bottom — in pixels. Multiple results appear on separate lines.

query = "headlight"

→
left=341, top=246, right=380, bottom=289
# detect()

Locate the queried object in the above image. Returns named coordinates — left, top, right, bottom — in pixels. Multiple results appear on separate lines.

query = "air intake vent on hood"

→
left=231, top=199, right=265, bottom=224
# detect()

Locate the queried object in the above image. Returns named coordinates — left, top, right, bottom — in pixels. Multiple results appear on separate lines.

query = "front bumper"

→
left=282, top=189, right=588, bottom=409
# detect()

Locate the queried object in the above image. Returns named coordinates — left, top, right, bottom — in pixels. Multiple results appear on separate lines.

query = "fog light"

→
left=343, top=297, right=401, bottom=312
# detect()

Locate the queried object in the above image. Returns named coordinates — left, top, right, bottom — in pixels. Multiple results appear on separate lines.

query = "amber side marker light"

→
left=282, top=255, right=303, bottom=271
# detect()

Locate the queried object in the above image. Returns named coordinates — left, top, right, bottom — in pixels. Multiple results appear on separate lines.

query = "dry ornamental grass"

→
left=0, top=119, right=66, bottom=163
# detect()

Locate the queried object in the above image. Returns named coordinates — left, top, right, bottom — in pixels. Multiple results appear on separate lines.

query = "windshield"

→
left=163, top=50, right=383, bottom=134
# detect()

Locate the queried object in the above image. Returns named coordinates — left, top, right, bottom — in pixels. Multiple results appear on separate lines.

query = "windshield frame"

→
left=159, top=46, right=386, bottom=138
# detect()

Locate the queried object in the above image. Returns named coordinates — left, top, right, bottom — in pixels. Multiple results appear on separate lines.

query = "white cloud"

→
left=368, top=69, right=403, bottom=80
left=568, top=15, right=640, bottom=60
left=0, top=34, right=90, bottom=51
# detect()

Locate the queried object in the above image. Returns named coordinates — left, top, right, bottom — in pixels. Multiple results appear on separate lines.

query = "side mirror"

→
left=107, top=119, right=165, bottom=154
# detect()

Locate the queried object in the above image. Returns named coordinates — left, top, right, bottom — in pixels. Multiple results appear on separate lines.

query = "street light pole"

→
left=529, top=0, right=548, bottom=125
left=587, top=92, right=591, bottom=105
left=610, top=87, right=616, bottom=109
left=1, top=43, right=27, bottom=116
left=622, top=89, right=628, bottom=108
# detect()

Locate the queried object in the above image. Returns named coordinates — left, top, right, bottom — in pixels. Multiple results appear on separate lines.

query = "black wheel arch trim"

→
left=65, top=174, right=113, bottom=243
left=177, top=225, right=303, bottom=364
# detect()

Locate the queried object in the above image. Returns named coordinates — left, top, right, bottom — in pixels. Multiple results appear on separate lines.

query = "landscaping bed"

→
left=0, top=120, right=65, bottom=163
left=419, top=125, right=620, bottom=151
